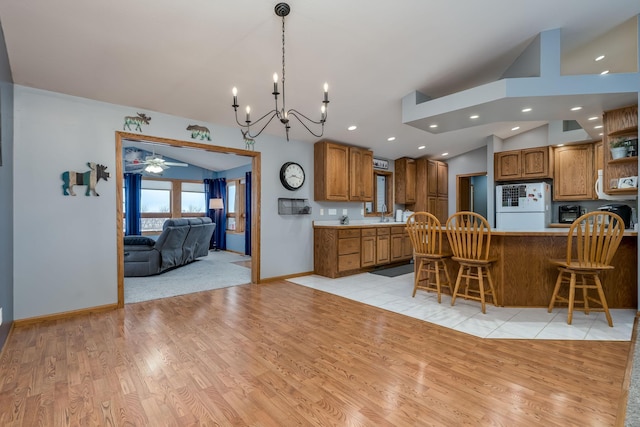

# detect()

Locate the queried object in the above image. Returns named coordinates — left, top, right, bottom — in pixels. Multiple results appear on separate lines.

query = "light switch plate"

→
left=328, top=209, right=337, bottom=215
left=342, top=209, right=348, bottom=215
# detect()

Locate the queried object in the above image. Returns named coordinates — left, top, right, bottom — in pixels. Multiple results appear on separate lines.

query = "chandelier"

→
left=232, top=2, right=329, bottom=141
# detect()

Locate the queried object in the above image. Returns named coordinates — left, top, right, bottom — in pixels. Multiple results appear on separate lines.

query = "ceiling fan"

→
left=124, top=148, right=188, bottom=174
left=141, top=154, right=188, bottom=173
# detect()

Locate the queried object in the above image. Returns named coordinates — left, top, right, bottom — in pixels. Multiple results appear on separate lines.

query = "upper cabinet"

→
left=410, top=158, right=448, bottom=223
left=314, top=140, right=373, bottom=202
left=553, top=143, right=595, bottom=201
left=394, top=157, right=416, bottom=204
left=602, top=105, right=638, bottom=196
left=495, top=146, right=552, bottom=181
left=349, top=147, right=374, bottom=201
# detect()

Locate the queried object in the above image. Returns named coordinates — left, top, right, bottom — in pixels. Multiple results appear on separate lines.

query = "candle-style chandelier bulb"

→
left=231, top=3, right=329, bottom=141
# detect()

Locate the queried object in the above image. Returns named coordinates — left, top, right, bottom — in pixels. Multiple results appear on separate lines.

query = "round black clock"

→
left=280, top=162, right=305, bottom=190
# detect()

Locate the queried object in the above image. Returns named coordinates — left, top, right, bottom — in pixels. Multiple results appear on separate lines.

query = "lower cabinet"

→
left=314, top=225, right=411, bottom=278
left=390, top=225, right=412, bottom=262
left=361, top=228, right=376, bottom=267
left=376, top=228, right=390, bottom=265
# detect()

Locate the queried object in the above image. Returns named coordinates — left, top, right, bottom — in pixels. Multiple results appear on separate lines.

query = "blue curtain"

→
left=244, top=171, right=252, bottom=256
left=124, top=173, right=142, bottom=236
left=204, top=178, right=227, bottom=250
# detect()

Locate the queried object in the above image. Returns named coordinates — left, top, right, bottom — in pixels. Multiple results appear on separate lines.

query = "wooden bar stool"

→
left=548, top=211, right=624, bottom=327
left=445, top=212, right=498, bottom=314
left=406, top=212, right=452, bottom=303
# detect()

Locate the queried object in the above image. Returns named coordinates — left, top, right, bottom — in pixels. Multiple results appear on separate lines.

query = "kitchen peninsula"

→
left=313, top=221, right=638, bottom=309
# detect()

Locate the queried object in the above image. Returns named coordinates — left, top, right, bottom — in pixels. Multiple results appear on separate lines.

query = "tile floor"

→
left=286, top=270, right=637, bottom=341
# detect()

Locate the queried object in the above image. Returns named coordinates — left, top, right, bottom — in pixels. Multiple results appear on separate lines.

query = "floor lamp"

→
left=209, top=198, right=224, bottom=251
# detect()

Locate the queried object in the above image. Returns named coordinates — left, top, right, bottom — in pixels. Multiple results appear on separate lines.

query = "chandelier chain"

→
left=230, top=2, right=328, bottom=142
left=281, top=15, right=286, bottom=113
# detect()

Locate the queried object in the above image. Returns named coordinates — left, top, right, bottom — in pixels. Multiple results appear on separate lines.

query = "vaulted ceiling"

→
left=1, top=0, right=638, bottom=165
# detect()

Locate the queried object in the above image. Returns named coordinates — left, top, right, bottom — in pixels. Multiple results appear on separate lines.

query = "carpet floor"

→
left=124, top=251, right=251, bottom=303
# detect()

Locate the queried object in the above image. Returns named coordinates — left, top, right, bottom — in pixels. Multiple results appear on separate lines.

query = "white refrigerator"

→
left=496, top=182, right=551, bottom=230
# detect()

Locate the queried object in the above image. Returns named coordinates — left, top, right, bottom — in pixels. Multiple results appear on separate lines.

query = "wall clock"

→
left=280, top=162, right=305, bottom=190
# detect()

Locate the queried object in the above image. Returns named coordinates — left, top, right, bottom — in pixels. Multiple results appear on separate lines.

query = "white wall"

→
left=13, top=86, right=316, bottom=320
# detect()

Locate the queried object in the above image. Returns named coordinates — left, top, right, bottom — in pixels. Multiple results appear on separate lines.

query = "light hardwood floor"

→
left=0, top=281, right=633, bottom=426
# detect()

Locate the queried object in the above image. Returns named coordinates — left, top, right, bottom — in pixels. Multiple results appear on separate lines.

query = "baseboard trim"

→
left=14, top=303, right=119, bottom=327
left=260, top=271, right=314, bottom=284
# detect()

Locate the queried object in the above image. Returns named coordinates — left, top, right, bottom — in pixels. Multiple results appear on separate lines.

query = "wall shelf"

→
left=278, top=198, right=311, bottom=215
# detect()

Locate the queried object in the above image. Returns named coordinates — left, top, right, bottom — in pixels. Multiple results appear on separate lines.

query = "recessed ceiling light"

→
left=570, top=106, right=582, bottom=111
left=347, top=125, right=357, bottom=131
left=594, top=125, right=603, bottom=129
left=470, top=115, right=479, bottom=119
left=557, top=144, right=565, bottom=147
left=511, top=126, right=520, bottom=131
left=387, top=137, right=396, bottom=142
left=442, top=152, right=449, bottom=156
left=418, top=145, right=426, bottom=150
left=522, top=108, right=532, bottom=113
left=595, top=55, right=605, bottom=61
left=600, top=70, right=609, bottom=75
left=429, top=124, right=438, bottom=128
left=599, top=132, right=604, bottom=136
left=588, top=116, right=598, bottom=121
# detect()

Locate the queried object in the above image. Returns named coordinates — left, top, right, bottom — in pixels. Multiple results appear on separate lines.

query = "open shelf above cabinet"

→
left=602, top=105, right=638, bottom=195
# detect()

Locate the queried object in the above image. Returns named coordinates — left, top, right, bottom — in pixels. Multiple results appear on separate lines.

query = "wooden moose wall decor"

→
left=61, top=162, right=110, bottom=196
left=123, top=113, right=151, bottom=132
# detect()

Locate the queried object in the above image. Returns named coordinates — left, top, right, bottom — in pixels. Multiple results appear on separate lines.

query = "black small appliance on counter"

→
left=559, top=205, right=581, bottom=224
left=597, top=204, right=632, bottom=229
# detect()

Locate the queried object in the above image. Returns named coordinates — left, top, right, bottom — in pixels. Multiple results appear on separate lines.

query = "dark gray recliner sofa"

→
left=124, top=217, right=216, bottom=277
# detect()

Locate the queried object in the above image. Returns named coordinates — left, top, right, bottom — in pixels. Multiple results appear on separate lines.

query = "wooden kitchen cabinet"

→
left=314, top=140, right=373, bottom=202
left=314, top=224, right=411, bottom=278
left=553, top=143, right=594, bottom=201
left=314, top=141, right=350, bottom=201
left=395, top=157, right=416, bottom=204
left=390, top=225, right=412, bottom=262
left=361, top=228, right=376, bottom=267
left=412, top=158, right=448, bottom=222
left=349, top=147, right=374, bottom=201
left=376, top=227, right=390, bottom=265
left=427, top=159, right=448, bottom=197
left=495, top=146, right=552, bottom=181
left=314, top=227, right=361, bottom=278
left=602, top=105, right=638, bottom=196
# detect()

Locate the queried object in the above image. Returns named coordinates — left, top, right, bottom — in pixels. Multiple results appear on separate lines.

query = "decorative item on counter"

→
left=61, top=162, right=110, bottom=196
left=123, top=112, right=151, bottom=132
left=340, top=215, right=349, bottom=225
left=610, top=136, right=629, bottom=159
left=186, top=124, right=211, bottom=141
left=395, top=209, right=403, bottom=222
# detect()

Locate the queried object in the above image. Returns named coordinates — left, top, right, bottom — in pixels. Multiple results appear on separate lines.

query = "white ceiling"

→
left=1, top=0, right=639, bottom=167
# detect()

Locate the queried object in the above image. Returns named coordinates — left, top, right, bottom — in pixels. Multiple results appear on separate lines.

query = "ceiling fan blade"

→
left=164, top=162, right=188, bottom=167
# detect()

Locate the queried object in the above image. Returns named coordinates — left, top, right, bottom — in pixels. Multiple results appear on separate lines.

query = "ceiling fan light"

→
left=145, top=164, right=163, bottom=173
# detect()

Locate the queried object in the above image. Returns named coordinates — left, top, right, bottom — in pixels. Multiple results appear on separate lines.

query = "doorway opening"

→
left=456, top=172, right=488, bottom=218
left=115, top=131, right=261, bottom=308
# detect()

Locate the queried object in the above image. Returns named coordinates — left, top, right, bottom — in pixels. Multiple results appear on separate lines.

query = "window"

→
left=140, top=179, right=171, bottom=233
left=181, top=182, right=206, bottom=214
left=138, top=178, right=206, bottom=234
left=226, top=179, right=246, bottom=232
left=364, top=171, right=393, bottom=216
